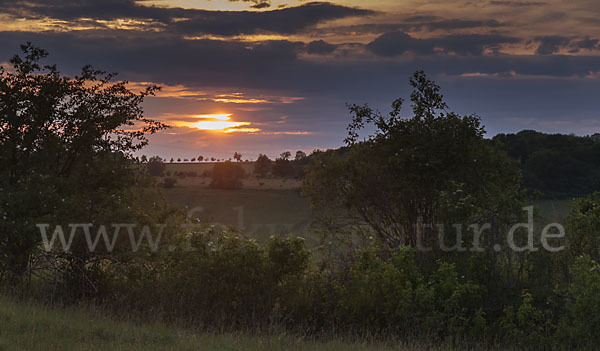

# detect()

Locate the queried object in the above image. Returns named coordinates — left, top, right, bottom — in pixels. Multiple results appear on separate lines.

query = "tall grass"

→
left=0, top=295, right=493, bottom=351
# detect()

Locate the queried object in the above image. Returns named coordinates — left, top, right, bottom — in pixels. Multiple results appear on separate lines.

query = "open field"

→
left=161, top=162, right=303, bottom=190
left=164, top=162, right=255, bottom=175
left=160, top=163, right=575, bottom=227
left=162, top=187, right=314, bottom=242
left=0, top=296, right=480, bottom=351
left=162, top=182, right=575, bottom=236
left=534, top=198, right=573, bottom=223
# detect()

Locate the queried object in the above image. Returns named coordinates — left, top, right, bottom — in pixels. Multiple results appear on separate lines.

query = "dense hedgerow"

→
left=15, top=192, right=586, bottom=349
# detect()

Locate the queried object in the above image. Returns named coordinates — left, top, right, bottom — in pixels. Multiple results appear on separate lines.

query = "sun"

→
left=176, top=113, right=260, bottom=133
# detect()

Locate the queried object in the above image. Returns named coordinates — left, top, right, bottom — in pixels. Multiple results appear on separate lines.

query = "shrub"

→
left=501, top=290, right=553, bottom=349
left=146, top=156, right=166, bottom=176
left=103, top=230, right=312, bottom=328
left=336, top=246, right=486, bottom=340
left=162, top=177, right=178, bottom=188
left=211, top=161, right=245, bottom=189
left=555, top=255, right=600, bottom=348
left=254, top=154, right=272, bottom=178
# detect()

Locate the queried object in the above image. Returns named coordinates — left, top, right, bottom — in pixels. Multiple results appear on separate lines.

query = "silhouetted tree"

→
left=0, top=43, right=167, bottom=283
left=254, top=154, right=272, bottom=178
left=304, top=71, right=523, bottom=249
left=280, top=151, right=292, bottom=160
left=233, top=152, right=242, bottom=162
left=147, top=156, right=166, bottom=176
left=273, top=153, right=294, bottom=178
left=295, top=150, right=307, bottom=161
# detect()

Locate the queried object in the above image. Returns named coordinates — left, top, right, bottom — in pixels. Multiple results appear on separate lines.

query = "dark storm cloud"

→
left=0, top=1, right=373, bottom=36
left=306, top=40, right=338, bottom=54
left=169, top=3, right=374, bottom=36
left=489, top=1, right=546, bottom=6
left=0, top=0, right=172, bottom=21
left=1, top=30, right=599, bottom=96
left=314, top=18, right=505, bottom=37
left=534, top=36, right=571, bottom=55
left=571, top=37, right=600, bottom=51
left=366, top=32, right=435, bottom=55
left=366, top=31, right=520, bottom=56
left=250, top=1, right=271, bottom=9
left=2, top=29, right=599, bottom=151
left=423, top=19, right=505, bottom=31
left=533, top=36, right=600, bottom=55
left=398, top=15, right=504, bottom=31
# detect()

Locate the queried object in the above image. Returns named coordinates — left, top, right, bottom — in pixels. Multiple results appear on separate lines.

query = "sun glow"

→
left=194, top=114, right=234, bottom=121
left=182, top=113, right=258, bottom=133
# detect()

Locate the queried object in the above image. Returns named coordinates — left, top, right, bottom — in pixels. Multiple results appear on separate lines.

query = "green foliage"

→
left=210, top=161, right=245, bottom=189
left=552, top=192, right=600, bottom=284
left=2, top=296, right=415, bottom=351
left=102, top=230, right=311, bottom=327
left=555, top=255, right=600, bottom=348
left=564, top=192, right=600, bottom=261
left=0, top=44, right=167, bottom=284
left=337, top=246, right=486, bottom=341
left=273, top=154, right=295, bottom=178
left=493, top=130, right=600, bottom=197
left=500, top=291, right=553, bottom=349
left=304, top=71, right=523, bottom=249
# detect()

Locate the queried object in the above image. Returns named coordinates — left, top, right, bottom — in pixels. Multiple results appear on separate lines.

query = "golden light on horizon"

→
left=194, top=114, right=233, bottom=121
left=224, top=127, right=261, bottom=133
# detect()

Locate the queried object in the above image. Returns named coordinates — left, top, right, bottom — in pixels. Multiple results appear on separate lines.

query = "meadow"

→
left=159, top=162, right=574, bottom=238
left=0, top=296, right=494, bottom=351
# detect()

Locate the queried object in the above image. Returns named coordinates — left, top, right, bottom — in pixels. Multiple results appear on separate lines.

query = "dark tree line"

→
left=493, top=131, right=600, bottom=198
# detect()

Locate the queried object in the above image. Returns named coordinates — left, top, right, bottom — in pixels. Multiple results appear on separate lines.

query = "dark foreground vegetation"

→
left=2, top=45, right=600, bottom=350
left=1, top=296, right=421, bottom=351
left=493, top=131, right=600, bottom=198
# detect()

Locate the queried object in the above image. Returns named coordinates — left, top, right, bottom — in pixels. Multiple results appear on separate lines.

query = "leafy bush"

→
left=336, top=246, right=486, bottom=341
left=211, top=161, right=245, bottom=189
left=100, top=231, right=311, bottom=328
left=555, top=255, right=600, bottom=349
left=501, top=290, right=553, bottom=349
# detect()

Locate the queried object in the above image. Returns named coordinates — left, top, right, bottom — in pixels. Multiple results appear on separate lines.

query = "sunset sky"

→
left=1, top=0, right=599, bottom=159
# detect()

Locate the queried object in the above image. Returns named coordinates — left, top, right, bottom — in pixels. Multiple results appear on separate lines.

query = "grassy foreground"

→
left=0, top=296, right=470, bottom=351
